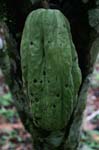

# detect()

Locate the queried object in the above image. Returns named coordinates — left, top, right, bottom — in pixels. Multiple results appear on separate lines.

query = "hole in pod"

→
left=48, top=80, right=50, bottom=83
left=40, top=80, right=43, bottom=83
left=23, top=65, right=26, bottom=69
left=41, top=37, right=44, bottom=43
left=35, top=97, right=39, bottom=102
left=56, top=94, right=60, bottom=97
left=74, top=57, right=77, bottom=61
left=43, top=70, right=46, bottom=76
left=65, top=84, right=68, bottom=88
left=33, top=79, right=37, bottom=83
left=53, top=104, right=56, bottom=108
left=30, top=41, right=33, bottom=45
left=31, top=93, right=34, bottom=97
left=48, top=41, right=51, bottom=43
left=21, top=97, right=24, bottom=101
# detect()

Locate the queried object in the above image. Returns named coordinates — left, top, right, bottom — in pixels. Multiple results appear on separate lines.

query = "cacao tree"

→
left=0, top=0, right=99, bottom=150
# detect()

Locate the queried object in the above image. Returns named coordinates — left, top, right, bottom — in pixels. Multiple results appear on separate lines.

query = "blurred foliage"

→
left=0, top=69, right=32, bottom=149
left=81, top=55, right=99, bottom=150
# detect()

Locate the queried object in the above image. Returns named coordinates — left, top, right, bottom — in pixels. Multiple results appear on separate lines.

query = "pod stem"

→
left=42, top=0, right=49, bottom=9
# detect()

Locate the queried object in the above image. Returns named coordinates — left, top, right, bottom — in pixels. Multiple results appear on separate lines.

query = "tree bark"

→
left=0, top=0, right=99, bottom=150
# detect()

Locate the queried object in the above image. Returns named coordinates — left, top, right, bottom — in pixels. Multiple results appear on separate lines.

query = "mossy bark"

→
left=0, top=1, right=20, bottom=89
left=0, top=0, right=99, bottom=150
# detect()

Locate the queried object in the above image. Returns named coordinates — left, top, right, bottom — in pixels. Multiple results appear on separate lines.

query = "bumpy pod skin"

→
left=20, top=9, right=82, bottom=131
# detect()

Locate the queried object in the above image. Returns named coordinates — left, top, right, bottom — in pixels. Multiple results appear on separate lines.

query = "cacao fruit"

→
left=20, top=9, right=82, bottom=131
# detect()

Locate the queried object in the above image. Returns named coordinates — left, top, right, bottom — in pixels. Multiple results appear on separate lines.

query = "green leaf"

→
left=0, top=93, right=13, bottom=106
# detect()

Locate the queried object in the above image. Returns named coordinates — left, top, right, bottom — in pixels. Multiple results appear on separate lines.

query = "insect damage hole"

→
left=48, top=80, right=50, bottom=83
left=48, top=40, right=51, bottom=44
left=23, top=65, right=26, bottom=69
left=33, top=79, right=37, bottom=83
left=74, top=56, right=77, bottom=61
left=53, top=104, right=56, bottom=108
left=35, top=97, right=39, bottom=102
left=30, top=41, right=34, bottom=46
left=56, top=94, right=60, bottom=98
left=43, top=70, right=46, bottom=76
left=31, top=93, right=34, bottom=97
left=40, top=80, right=43, bottom=83
left=65, top=84, right=69, bottom=88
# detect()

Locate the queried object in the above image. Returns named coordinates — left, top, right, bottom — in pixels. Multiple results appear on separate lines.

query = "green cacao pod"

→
left=20, top=9, right=82, bottom=131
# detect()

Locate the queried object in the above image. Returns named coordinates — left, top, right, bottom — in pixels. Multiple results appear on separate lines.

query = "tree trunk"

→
left=0, top=0, right=99, bottom=150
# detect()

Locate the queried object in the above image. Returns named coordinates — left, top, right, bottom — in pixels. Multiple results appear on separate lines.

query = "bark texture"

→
left=0, top=0, right=99, bottom=150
